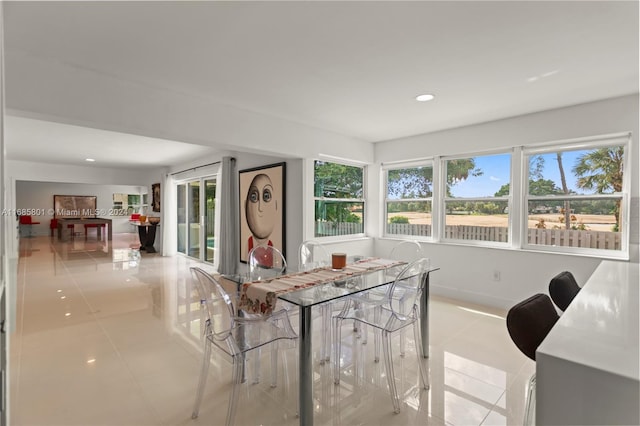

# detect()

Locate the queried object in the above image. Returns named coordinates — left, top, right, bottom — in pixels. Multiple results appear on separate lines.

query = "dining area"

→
left=191, top=240, right=438, bottom=426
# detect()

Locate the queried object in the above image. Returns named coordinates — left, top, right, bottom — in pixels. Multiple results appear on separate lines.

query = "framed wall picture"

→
left=239, top=162, right=286, bottom=263
left=53, top=195, right=97, bottom=218
left=152, top=183, right=161, bottom=212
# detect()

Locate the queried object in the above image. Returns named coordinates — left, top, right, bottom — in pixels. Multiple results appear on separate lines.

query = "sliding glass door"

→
left=176, top=177, right=217, bottom=263
left=177, top=185, right=187, bottom=254
left=187, top=181, right=200, bottom=258
left=204, top=178, right=217, bottom=263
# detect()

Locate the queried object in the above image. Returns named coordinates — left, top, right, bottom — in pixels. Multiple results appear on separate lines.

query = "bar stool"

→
left=506, top=293, right=559, bottom=425
left=548, top=271, right=581, bottom=312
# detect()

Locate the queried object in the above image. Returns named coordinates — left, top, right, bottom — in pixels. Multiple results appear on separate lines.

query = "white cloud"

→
left=490, top=176, right=501, bottom=181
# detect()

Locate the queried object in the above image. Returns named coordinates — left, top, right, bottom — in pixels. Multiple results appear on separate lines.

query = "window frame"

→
left=312, top=159, right=367, bottom=241
left=382, top=160, right=435, bottom=240
left=521, top=135, right=630, bottom=258
left=440, top=150, right=513, bottom=248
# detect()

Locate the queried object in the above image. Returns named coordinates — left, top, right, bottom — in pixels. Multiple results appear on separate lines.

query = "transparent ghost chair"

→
left=247, top=245, right=292, bottom=379
left=248, top=245, right=287, bottom=281
left=389, top=239, right=424, bottom=263
left=333, top=258, right=430, bottom=414
left=298, top=240, right=333, bottom=364
left=358, top=240, right=426, bottom=358
left=389, top=240, right=425, bottom=355
left=190, top=267, right=297, bottom=426
left=298, top=240, right=331, bottom=271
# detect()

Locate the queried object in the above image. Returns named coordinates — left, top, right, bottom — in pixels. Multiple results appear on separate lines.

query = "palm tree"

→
left=556, top=153, right=571, bottom=229
left=573, top=147, right=624, bottom=230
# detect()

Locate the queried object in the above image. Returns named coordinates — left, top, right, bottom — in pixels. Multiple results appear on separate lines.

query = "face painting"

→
left=246, top=173, right=277, bottom=239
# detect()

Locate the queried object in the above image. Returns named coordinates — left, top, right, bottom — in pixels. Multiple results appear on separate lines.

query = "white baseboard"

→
left=430, top=284, right=516, bottom=311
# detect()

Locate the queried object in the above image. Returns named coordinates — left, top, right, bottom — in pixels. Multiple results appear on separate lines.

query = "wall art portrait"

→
left=152, top=183, right=161, bottom=212
left=239, top=162, right=286, bottom=263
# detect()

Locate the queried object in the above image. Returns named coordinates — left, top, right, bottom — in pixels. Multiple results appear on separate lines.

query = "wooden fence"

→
left=317, top=221, right=621, bottom=250
left=315, top=221, right=363, bottom=237
left=526, top=228, right=621, bottom=250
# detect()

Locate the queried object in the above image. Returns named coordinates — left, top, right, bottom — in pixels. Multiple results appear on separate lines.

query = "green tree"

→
left=494, top=155, right=547, bottom=197
left=389, top=216, right=409, bottom=224
left=494, top=179, right=562, bottom=197
left=314, top=161, right=363, bottom=198
left=388, top=160, right=482, bottom=200
left=387, top=167, right=433, bottom=198
left=529, top=155, right=545, bottom=181
left=314, top=161, right=363, bottom=224
left=556, top=153, right=571, bottom=229
left=446, top=159, right=483, bottom=197
left=573, top=146, right=624, bottom=229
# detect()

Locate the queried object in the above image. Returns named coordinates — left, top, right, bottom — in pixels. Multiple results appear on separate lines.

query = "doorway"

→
left=176, top=177, right=217, bottom=263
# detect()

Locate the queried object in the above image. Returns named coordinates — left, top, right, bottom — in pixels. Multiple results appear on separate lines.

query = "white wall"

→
left=374, top=95, right=639, bottom=310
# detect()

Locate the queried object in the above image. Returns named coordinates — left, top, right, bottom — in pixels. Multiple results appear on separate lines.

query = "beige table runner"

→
left=239, top=257, right=405, bottom=314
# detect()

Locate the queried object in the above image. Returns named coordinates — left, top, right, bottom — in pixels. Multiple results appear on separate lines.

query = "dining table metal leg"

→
left=299, top=304, right=313, bottom=426
left=420, top=272, right=430, bottom=358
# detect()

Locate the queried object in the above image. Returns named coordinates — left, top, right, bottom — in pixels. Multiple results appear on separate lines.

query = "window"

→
left=314, top=160, right=365, bottom=237
left=384, top=164, right=433, bottom=237
left=443, top=153, right=511, bottom=244
left=379, top=133, right=630, bottom=258
left=523, top=139, right=627, bottom=254
left=112, top=193, right=143, bottom=213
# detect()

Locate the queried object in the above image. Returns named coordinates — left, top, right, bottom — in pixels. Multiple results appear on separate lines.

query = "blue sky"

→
left=450, top=151, right=586, bottom=198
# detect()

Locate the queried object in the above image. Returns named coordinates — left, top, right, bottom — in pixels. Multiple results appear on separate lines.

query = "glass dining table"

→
left=222, top=259, right=439, bottom=426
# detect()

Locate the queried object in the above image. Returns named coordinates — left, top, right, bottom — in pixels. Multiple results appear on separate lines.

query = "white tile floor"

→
left=10, top=234, right=534, bottom=426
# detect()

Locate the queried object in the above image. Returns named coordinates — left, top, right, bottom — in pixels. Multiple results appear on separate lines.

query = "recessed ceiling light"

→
left=415, top=94, right=435, bottom=102
left=85, top=158, right=96, bottom=162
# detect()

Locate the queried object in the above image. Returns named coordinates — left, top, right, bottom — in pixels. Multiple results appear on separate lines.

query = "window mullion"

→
left=511, top=146, right=523, bottom=248
left=432, top=156, right=443, bottom=242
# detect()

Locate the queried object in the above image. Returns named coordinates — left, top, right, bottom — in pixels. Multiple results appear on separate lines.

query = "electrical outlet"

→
left=493, top=270, right=501, bottom=281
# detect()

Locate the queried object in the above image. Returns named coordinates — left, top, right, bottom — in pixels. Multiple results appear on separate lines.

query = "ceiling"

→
left=5, top=116, right=216, bottom=169
left=3, top=1, right=638, bottom=168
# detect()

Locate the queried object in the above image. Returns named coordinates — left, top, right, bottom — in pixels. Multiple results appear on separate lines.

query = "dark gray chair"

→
left=506, top=293, right=560, bottom=425
left=549, top=271, right=581, bottom=312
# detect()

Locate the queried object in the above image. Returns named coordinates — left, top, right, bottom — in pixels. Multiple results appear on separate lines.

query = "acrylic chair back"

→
left=386, top=258, right=430, bottom=322
left=248, top=245, right=287, bottom=281
left=190, top=267, right=238, bottom=355
left=389, top=240, right=424, bottom=262
left=298, top=240, right=331, bottom=271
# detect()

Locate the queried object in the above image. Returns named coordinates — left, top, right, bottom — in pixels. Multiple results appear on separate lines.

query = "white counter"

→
left=536, top=260, right=639, bottom=425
